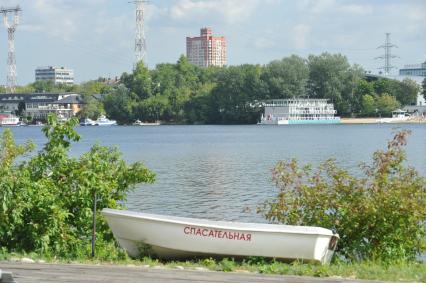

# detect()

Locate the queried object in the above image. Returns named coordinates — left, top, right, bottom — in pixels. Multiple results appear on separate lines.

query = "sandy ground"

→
left=341, top=117, right=426, bottom=124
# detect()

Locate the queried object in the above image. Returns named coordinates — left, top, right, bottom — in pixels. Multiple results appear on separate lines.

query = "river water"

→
left=4, top=124, right=425, bottom=223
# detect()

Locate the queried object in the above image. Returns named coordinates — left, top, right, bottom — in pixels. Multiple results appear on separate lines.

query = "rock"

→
left=194, top=267, right=208, bottom=272
left=153, top=265, right=163, bottom=269
left=141, top=265, right=150, bottom=268
left=37, top=259, right=46, bottom=264
left=21, top=257, right=35, bottom=263
left=175, top=266, right=184, bottom=270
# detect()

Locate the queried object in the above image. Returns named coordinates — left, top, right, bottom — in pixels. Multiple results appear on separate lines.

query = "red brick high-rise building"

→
left=186, top=28, right=227, bottom=68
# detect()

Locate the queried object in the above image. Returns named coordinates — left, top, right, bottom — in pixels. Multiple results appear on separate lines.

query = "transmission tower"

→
left=1, top=5, right=21, bottom=93
left=375, top=33, right=398, bottom=76
left=130, top=1, right=148, bottom=68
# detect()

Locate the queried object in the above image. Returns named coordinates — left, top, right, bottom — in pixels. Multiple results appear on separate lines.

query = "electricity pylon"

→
left=1, top=5, right=21, bottom=93
left=375, top=33, right=398, bottom=76
left=130, top=1, right=148, bottom=68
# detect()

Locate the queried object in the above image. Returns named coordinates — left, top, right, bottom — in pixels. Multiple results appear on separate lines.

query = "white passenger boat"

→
left=0, top=115, right=21, bottom=126
left=259, top=99, right=341, bottom=125
left=95, top=115, right=117, bottom=126
left=102, top=209, right=339, bottom=264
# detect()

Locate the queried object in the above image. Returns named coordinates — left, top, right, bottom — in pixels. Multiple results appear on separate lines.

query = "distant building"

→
left=0, top=93, right=82, bottom=119
left=35, top=66, right=75, bottom=84
left=186, top=28, right=227, bottom=68
left=399, top=62, right=426, bottom=77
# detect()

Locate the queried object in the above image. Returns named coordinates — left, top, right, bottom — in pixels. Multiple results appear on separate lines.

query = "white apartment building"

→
left=35, top=66, right=74, bottom=84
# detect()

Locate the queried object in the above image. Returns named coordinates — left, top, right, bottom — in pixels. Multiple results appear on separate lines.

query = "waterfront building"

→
left=399, top=62, right=426, bottom=77
left=35, top=66, right=75, bottom=84
left=259, top=99, right=340, bottom=125
left=186, top=28, right=227, bottom=68
left=0, top=93, right=82, bottom=119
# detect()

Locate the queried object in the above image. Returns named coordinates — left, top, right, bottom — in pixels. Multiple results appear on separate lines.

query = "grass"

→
left=1, top=250, right=425, bottom=282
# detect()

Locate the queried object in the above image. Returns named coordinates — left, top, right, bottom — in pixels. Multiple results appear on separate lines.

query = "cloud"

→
left=298, top=0, right=373, bottom=16
left=291, top=24, right=311, bottom=49
left=169, top=0, right=267, bottom=24
left=252, top=37, right=276, bottom=50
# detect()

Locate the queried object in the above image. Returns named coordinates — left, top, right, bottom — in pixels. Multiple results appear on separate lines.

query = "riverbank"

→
left=1, top=254, right=425, bottom=282
left=341, top=117, right=426, bottom=124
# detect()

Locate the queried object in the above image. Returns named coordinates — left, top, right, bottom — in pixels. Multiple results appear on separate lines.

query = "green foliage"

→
left=307, top=53, right=364, bottom=115
left=397, top=79, right=419, bottom=106
left=360, top=94, right=376, bottom=116
left=0, top=114, right=155, bottom=258
left=258, top=130, right=426, bottom=261
left=422, top=78, right=426, bottom=101
left=376, top=93, right=400, bottom=116
left=261, top=55, right=308, bottom=99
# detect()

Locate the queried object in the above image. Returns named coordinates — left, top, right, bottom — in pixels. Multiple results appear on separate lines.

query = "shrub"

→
left=258, top=130, right=426, bottom=261
left=0, top=114, right=155, bottom=258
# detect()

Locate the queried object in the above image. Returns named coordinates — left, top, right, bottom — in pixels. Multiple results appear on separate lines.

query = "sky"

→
left=0, top=0, right=425, bottom=85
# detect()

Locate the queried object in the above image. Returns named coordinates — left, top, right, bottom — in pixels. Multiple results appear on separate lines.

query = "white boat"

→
left=133, top=119, right=160, bottom=126
left=0, top=115, right=21, bottom=126
left=80, top=118, right=96, bottom=126
left=95, top=115, right=117, bottom=126
left=102, top=209, right=339, bottom=264
left=259, top=99, right=341, bottom=125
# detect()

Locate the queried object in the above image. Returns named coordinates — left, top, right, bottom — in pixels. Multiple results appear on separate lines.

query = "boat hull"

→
left=102, top=209, right=338, bottom=264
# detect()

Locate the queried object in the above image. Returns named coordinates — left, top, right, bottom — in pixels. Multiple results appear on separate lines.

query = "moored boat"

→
left=80, top=118, right=96, bottom=126
left=95, top=115, right=117, bottom=126
left=133, top=119, right=160, bottom=126
left=102, top=209, right=339, bottom=264
left=259, top=99, right=341, bottom=125
left=0, top=114, right=21, bottom=126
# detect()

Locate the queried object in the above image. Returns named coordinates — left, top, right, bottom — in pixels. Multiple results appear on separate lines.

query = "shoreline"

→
left=341, top=117, right=426, bottom=124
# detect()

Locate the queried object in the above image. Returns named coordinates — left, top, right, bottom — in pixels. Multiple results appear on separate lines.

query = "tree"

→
left=79, top=94, right=104, bottom=119
left=376, top=93, right=400, bottom=116
left=396, top=79, right=419, bottom=106
left=103, top=85, right=136, bottom=124
left=121, top=62, right=152, bottom=100
left=422, top=78, right=426, bottom=101
left=307, top=53, right=363, bottom=115
left=259, top=131, right=426, bottom=261
left=261, top=55, right=309, bottom=99
left=210, top=65, right=265, bottom=124
left=360, top=94, right=376, bottom=116
left=0, top=114, right=155, bottom=258
left=31, top=80, right=56, bottom=93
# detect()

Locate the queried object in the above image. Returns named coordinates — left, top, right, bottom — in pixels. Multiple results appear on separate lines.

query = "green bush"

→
left=0, top=114, right=155, bottom=258
left=258, top=130, right=426, bottom=261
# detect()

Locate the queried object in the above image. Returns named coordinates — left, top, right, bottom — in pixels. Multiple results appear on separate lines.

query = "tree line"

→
left=2, top=53, right=421, bottom=124
left=102, top=53, right=420, bottom=124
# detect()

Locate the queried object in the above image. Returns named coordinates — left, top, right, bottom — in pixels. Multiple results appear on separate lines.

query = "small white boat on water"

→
left=80, top=118, right=96, bottom=126
left=133, top=119, right=161, bottom=126
left=102, top=209, right=339, bottom=264
left=95, top=115, right=117, bottom=126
